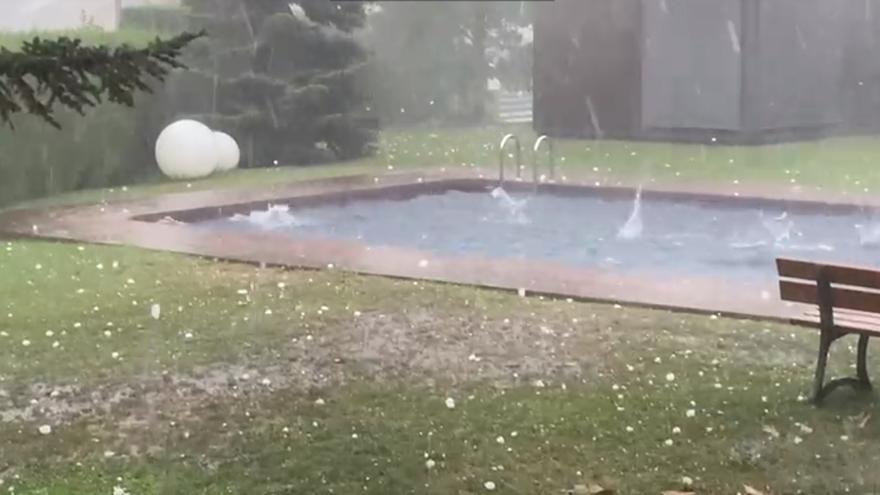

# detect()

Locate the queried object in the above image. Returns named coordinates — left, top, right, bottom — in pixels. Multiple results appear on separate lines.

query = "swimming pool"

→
left=195, top=185, right=880, bottom=284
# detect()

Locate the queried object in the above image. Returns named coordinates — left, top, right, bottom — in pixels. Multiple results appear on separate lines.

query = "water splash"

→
left=759, top=211, right=794, bottom=244
left=856, top=222, right=880, bottom=246
left=617, top=187, right=643, bottom=240
left=490, top=186, right=529, bottom=224
left=230, top=204, right=311, bottom=230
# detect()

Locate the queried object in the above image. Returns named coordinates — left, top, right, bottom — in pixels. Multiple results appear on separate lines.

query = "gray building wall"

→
left=534, top=0, right=880, bottom=142
left=641, top=0, right=742, bottom=130
left=534, top=0, right=641, bottom=138
left=745, top=0, right=845, bottom=131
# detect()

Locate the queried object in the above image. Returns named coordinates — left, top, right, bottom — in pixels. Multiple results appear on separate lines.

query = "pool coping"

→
left=2, top=167, right=875, bottom=323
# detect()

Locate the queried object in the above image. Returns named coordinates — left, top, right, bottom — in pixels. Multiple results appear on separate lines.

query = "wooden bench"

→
left=777, top=258, right=880, bottom=403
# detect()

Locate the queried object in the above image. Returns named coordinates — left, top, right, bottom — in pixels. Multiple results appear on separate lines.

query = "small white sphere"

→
left=213, top=131, right=240, bottom=172
left=155, top=119, right=218, bottom=179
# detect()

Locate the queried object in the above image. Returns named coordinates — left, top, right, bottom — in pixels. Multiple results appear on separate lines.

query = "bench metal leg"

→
left=812, top=329, right=833, bottom=403
left=813, top=333, right=873, bottom=405
left=857, top=335, right=872, bottom=389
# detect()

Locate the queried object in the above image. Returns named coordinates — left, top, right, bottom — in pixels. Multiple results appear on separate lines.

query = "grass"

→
left=6, top=124, right=880, bottom=492
left=8, top=124, right=880, bottom=212
left=2, top=239, right=880, bottom=494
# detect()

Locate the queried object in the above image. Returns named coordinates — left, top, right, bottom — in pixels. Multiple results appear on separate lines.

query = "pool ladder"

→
left=498, top=134, right=555, bottom=188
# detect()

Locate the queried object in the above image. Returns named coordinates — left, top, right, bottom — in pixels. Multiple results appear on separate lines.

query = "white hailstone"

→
left=686, top=409, right=696, bottom=418
left=664, top=439, right=674, bottom=447
left=35, top=263, right=42, bottom=270
left=38, top=424, right=52, bottom=435
left=150, top=304, right=161, bottom=320
left=484, top=481, right=496, bottom=491
left=672, top=426, right=681, bottom=434
left=113, top=486, right=131, bottom=495
left=425, top=459, right=436, bottom=469
left=155, top=119, right=218, bottom=179
left=45, top=330, right=53, bottom=337
left=682, top=476, right=694, bottom=486
left=625, top=426, right=634, bottom=433
left=517, top=288, right=526, bottom=297
left=213, top=131, right=241, bottom=172
left=496, top=436, right=505, bottom=444
left=261, top=378, right=272, bottom=386
left=315, top=398, right=326, bottom=406
left=666, top=373, right=676, bottom=382
left=184, top=332, right=193, bottom=340
left=793, top=436, right=803, bottom=445
left=21, top=339, right=30, bottom=347
left=111, top=352, right=120, bottom=359
left=445, top=397, right=456, bottom=409
left=104, top=450, right=115, bottom=458
left=52, top=341, right=60, bottom=348
left=277, top=282, right=286, bottom=289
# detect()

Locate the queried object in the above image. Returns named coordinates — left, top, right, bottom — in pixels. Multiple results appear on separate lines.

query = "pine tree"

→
left=0, top=32, right=200, bottom=129
left=178, top=0, right=376, bottom=167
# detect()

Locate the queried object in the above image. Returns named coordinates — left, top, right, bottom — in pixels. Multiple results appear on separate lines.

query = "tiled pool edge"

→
left=4, top=168, right=870, bottom=324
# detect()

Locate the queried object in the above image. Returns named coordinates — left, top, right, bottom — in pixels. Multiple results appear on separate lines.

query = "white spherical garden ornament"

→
left=213, top=131, right=241, bottom=172
left=154, top=119, right=219, bottom=179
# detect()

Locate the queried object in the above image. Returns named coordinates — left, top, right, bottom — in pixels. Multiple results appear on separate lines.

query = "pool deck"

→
left=1, top=168, right=874, bottom=323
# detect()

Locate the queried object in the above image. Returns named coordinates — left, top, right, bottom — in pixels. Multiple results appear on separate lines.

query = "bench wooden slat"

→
left=777, top=258, right=880, bottom=289
left=780, top=280, right=880, bottom=313
left=796, top=308, right=880, bottom=336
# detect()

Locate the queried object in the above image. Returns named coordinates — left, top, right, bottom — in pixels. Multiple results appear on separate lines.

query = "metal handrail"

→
left=532, top=135, right=555, bottom=183
left=498, top=133, right=523, bottom=186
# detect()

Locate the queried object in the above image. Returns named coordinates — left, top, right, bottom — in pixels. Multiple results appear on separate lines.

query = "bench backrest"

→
left=777, top=258, right=880, bottom=313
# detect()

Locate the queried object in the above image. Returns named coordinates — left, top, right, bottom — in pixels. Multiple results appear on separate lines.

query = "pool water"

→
left=196, top=189, right=880, bottom=283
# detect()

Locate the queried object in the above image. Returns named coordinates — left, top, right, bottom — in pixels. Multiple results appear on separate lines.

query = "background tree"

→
left=0, top=32, right=199, bottom=128
left=176, top=0, right=377, bottom=167
left=362, top=1, right=533, bottom=126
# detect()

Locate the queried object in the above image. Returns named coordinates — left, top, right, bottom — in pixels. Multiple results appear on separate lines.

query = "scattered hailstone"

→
left=184, top=331, right=193, bottom=340
left=496, top=436, right=505, bottom=444
left=150, top=303, right=161, bottom=320
left=38, top=424, right=52, bottom=435
left=315, top=398, right=326, bottom=406
left=261, top=378, right=272, bottom=386
left=672, top=426, right=681, bottom=435
left=664, top=439, right=674, bottom=447
left=682, top=476, right=694, bottom=487
left=104, top=450, right=115, bottom=458
left=21, top=339, right=30, bottom=347
left=517, top=288, right=526, bottom=297
left=111, top=352, right=120, bottom=359
left=113, top=486, right=131, bottom=495
left=445, top=397, right=456, bottom=409
left=686, top=409, right=696, bottom=418
left=793, top=436, right=803, bottom=445
left=425, top=459, right=436, bottom=469
left=484, top=481, right=497, bottom=491
left=666, top=372, right=676, bottom=382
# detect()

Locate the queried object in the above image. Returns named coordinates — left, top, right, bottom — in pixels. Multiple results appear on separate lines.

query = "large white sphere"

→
left=155, top=119, right=218, bottom=179
left=213, top=131, right=241, bottom=172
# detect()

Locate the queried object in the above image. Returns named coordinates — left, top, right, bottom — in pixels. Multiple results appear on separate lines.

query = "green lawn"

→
left=1, top=239, right=878, bottom=494
left=5, top=127, right=880, bottom=493
left=8, top=125, right=880, bottom=212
